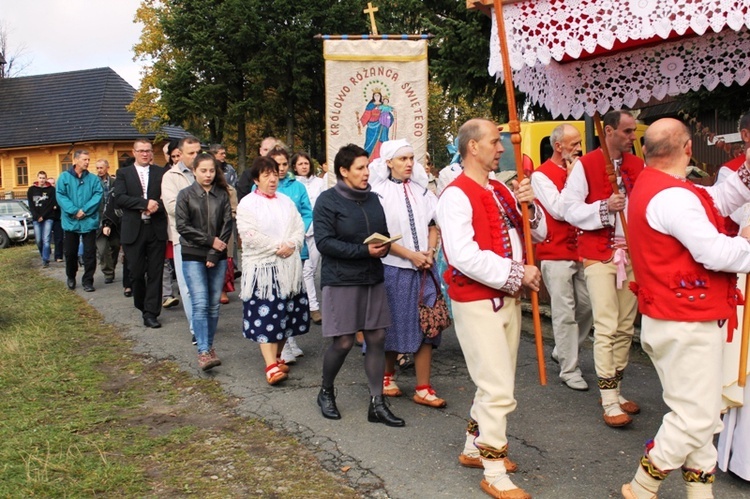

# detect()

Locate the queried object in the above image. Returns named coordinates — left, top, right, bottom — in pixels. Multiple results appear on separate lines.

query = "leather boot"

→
left=367, top=395, right=405, bottom=427
left=317, top=387, right=341, bottom=420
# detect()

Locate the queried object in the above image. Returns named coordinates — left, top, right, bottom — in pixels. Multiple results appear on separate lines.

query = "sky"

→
left=1, top=0, right=145, bottom=88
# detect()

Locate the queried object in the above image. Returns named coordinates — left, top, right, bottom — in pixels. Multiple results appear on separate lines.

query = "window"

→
left=59, top=153, right=73, bottom=171
left=15, top=157, right=28, bottom=186
left=118, top=151, right=134, bottom=168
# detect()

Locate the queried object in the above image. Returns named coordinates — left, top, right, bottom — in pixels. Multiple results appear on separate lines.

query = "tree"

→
left=130, top=1, right=517, bottom=169
left=0, top=21, right=31, bottom=78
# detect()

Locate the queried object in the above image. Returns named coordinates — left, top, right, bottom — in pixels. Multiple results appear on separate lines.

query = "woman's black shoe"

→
left=317, top=387, right=341, bottom=420
left=367, top=395, right=405, bottom=427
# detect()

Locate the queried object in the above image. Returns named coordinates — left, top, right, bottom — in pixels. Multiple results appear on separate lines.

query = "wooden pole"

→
left=592, top=112, right=630, bottom=246
left=741, top=277, right=750, bottom=387
left=492, top=0, right=546, bottom=385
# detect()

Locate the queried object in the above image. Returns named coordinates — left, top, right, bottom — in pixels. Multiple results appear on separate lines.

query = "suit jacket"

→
left=113, top=164, right=168, bottom=245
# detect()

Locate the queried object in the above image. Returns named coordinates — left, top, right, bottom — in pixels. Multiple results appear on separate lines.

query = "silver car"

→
left=0, top=199, right=35, bottom=248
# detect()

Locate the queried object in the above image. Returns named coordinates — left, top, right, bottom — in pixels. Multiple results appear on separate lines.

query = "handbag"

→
left=418, top=269, right=452, bottom=339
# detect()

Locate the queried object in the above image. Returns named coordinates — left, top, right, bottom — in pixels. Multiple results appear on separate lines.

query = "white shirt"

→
left=530, top=163, right=566, bottom=222
left=369, top=159, right=438, bottom=270
left=646, top=170, right=750, bottom=273
left=561, top=157, right=644, bottom=236
left=436, top=179, right=546, bottom=291
left=436, top=163, right=497, bottom=196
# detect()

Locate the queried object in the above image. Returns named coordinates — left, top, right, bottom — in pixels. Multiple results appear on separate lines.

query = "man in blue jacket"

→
left=55, top=149, right=103, bottom=291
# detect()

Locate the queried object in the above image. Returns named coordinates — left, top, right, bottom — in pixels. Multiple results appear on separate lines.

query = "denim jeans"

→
left=173, top=245, right=194, bottom=334
left=182, top=259, right=227, bottom=354
left=33, top=219, right=54, bottom=263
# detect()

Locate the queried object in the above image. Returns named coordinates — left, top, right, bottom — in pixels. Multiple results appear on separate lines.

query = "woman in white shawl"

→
left=370, top=139, right=446, bottom=408
left=237, top=156, right=310, bottom=385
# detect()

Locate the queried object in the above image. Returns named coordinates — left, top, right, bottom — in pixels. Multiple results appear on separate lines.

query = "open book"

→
left=363, top=233, right=402, bottom=245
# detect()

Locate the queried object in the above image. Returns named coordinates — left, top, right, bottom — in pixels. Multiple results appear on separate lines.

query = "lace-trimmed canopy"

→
left=481, top=0, right=750, bottom=118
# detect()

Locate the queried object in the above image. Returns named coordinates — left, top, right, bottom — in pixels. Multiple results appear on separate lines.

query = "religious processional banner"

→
left=324, top=39, right=428, bottom=164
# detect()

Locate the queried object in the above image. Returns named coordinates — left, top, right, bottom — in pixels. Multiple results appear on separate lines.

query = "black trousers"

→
left=64, top=230, right=96, bottom=285
left=123, top=223, right=166, bottom=319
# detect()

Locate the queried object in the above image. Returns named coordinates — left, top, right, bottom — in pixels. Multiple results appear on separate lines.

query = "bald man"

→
left=531, top=124, right=593, bottom=391
left=437, top=118, right=546, bottom=499
left=623, top=118, right=750, bottom=499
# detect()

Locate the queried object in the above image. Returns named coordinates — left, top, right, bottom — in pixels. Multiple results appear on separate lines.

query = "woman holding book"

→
left=312, top=143, right=404, bottom=427
left=369, top=139, right=445, bottom=408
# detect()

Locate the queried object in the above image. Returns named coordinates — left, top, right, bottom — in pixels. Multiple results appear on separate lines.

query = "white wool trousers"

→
left=641, top=316, right=724, bottom=473
left=452, top=297, right=521, bottom=453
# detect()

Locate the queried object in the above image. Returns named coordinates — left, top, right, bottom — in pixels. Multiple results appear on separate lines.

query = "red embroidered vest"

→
left=578, top=149, right=644, bottom=260
left=628, top=168, right=739, bottom=326
left=442, top=173, right=524, bottom=302
left=533, top=160, right=579, bottom=261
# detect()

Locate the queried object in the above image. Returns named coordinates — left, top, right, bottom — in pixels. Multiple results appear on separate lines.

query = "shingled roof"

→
left=0, top=67, right=186, bottom=149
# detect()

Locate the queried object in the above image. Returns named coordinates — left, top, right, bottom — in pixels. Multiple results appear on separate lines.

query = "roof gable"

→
left=0, top=67, right=185, bottom=149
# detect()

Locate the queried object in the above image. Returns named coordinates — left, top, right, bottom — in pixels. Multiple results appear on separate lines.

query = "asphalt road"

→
left=46, top=262, right=750, bottom=499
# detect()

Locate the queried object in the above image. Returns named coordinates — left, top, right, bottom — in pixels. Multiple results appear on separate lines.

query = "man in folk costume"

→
left=714, top=110, right=750, bottom=482
left=531, top=124, right=593, bottom=391
left=437, top=118, right=546, bottom=499
left=622, top=118, right=750, bottom=499
left=561, top=109, right=645, bottom=427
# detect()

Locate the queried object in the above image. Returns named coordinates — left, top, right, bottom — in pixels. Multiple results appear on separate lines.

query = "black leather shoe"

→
left=123, top=288, right=132, bottom=297
left=83, top=283, right=95, bottom=292
left=317, top=387, right=341, bottom=420
left=104, top=277, right=114, bottom=284
left=143, top=317, right=161, bottom=328
left=66, top=278, right=76, bottom=290
left=368, top=395, right=405, bottom=427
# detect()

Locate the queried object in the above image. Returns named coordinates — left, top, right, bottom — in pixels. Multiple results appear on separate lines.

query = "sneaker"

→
left=310, top=309, right=322, bottom=324
left=42, top=261, right=49, bottom=268
left=162, top=296, right=180, bottom=308
left=383, top=372, right=403, bottom=397
left=198, top=352, right=220, bottom=371
left=55, top=258, right=64, bottom=263
left=287, top=337, right=304, bottom=357
left=280, top=343, right=297, bottom=365
left=563, top=377, right=589, bottom=391
left=191, top=334, right=197, bottom=345
left=208, top=348, right=222, bottom=367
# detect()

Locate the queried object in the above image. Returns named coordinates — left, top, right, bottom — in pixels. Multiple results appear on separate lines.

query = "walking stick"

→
left=493, top=0, right=546, bottom=385
left=593, top=112, right=630, bottom=247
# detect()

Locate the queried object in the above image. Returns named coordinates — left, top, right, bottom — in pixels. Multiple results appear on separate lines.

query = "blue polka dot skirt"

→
left=241, top=285, right=310, bottom=344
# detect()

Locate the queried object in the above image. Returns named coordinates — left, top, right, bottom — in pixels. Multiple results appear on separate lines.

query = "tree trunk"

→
left=286, top=98, right=295, bottom=150
left=237, top=114, right=247, bottom=173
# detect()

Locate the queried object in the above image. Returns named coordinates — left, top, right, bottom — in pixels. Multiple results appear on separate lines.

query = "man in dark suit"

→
left=114, top=139, right=168, bottom=328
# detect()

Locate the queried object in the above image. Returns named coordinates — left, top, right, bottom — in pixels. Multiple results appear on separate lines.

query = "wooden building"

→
left=0, top=67, right=186, bottom=198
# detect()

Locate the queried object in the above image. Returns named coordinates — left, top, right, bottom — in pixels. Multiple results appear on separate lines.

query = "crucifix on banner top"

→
left=363, top=2, right=379, bottom=35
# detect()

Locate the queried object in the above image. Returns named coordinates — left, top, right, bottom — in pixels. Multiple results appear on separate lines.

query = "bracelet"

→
left=429, top=247, right=437, bottom=254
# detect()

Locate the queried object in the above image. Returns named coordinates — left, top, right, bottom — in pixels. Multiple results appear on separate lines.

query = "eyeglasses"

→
left=135, top=149, right=153, bottom=154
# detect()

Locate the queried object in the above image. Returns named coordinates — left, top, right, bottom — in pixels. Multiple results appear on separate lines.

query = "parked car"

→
left=0, top=199, right=35, bottom=248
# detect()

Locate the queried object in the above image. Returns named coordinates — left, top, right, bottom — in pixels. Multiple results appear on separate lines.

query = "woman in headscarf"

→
left=369, top=139, right=446, bottom=408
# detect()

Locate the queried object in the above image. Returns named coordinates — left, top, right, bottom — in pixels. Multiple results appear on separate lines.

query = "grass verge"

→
left=0, top=246, right=358, bottom=497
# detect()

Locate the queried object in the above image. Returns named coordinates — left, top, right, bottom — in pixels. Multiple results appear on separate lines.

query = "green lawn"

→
left=0, top=246, right=357, bottom=497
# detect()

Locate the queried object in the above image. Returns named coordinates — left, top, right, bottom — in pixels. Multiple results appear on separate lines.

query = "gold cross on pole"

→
left=363, top=2, right=379, bottom=35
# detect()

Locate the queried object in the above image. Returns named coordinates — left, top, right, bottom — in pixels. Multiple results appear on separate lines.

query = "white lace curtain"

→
left=488, top=0, right=750, bottom=118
